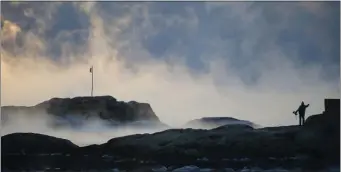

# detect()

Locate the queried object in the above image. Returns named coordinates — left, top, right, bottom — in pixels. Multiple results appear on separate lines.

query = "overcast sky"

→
left=1, top=2, right=340, bottom=127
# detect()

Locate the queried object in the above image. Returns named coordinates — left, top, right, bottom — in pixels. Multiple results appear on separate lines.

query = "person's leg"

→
left=299, top=115, right=302, bottom=126
left=302, top=114, right=305, bottom=125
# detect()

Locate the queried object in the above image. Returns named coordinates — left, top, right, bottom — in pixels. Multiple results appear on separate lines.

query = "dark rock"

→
left=324, top=99, right=340, bottom=115
left=297, top=99, right=340, bottom=164
left=212, top=124, right=254, bottom=131
left=2, top=99, right=339, bottom=171
left=2, top=133, right=78, bottom=154
left=305, top=99, right=340, bottom=130
left=185, top=117, right=259, bottom=129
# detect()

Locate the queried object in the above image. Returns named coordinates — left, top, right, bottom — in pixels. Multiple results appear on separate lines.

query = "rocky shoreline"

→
left=2, top=124, right=339, bottom=171
left=1, top=99, right=340, bottom=172
left=2, top=154, right=339, bottom=172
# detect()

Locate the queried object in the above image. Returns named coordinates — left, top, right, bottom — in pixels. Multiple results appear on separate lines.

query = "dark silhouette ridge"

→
left=2, top=98, right=340, bottom=171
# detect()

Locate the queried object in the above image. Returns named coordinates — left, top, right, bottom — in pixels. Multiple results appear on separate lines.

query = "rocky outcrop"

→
left=2, top=99, right=339, bottom=171
left=185, top=117, right=259, bottom=129
left=1, top=96, right=163, bottom=128
left=2, top=133, right=78, bottom=154
left=2, top=119, right=338, bottom=171
left=324, top=99, right=340, bottom=115
left=303, top=99, right=340, bottom=132
left=298, top=98, right=340, bottom=164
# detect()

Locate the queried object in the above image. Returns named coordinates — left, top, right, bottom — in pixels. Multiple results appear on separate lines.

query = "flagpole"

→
left=91, top=66, right=93, bottom=97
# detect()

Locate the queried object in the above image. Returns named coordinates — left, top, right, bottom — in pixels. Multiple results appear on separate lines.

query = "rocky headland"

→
left=1, top=96, right=168, bottom=129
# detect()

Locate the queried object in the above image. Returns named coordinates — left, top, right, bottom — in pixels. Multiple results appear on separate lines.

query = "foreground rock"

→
left=2, top=133, right=79, bottom=154
left=2, top=99, right=339, bottom=171
left=1, top=96, right=167, bottom=128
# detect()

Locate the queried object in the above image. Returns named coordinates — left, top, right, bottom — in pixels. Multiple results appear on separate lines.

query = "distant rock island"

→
left=2, top=99, right=340, bottom=171
left=1, top=96, right=168, bottom=129
left=185, top=117, right=260, bottom=129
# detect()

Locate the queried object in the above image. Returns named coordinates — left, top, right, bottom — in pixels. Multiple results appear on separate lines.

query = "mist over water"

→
left=1, top=2, right=339, bottom=143
left=1, top=111, right=173, bottom=146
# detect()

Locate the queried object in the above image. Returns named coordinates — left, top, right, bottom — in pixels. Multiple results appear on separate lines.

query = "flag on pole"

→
left=90, top=66, right=93, bottom=73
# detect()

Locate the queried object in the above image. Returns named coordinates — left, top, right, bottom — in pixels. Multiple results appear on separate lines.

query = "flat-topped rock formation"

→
left=324, top=99, right=340, bottom=117
left=1, top=96, right=166, bottom=128
left=304, top=99, right=340, bottom=129
left=185, top=117, right=259, bottom=129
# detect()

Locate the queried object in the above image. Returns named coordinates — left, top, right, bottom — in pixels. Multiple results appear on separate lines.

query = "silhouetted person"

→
left=293, top=101, right=309, bottom=126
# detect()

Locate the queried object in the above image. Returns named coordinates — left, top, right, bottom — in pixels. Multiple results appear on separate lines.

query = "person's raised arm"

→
left=305, top=104, right=310, bottom=108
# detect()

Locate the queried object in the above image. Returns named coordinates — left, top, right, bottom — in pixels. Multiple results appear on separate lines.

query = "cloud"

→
left=1, top=2, right=339, bottom=131
left=1, top=20, right=21, bottom=42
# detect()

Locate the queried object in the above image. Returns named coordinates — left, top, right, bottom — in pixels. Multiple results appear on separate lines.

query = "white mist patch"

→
left=1, top=112, right=171, bottom=146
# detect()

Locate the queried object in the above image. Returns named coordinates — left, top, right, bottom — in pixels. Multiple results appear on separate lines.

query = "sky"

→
left=1, top=1, right=340, bottom=127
